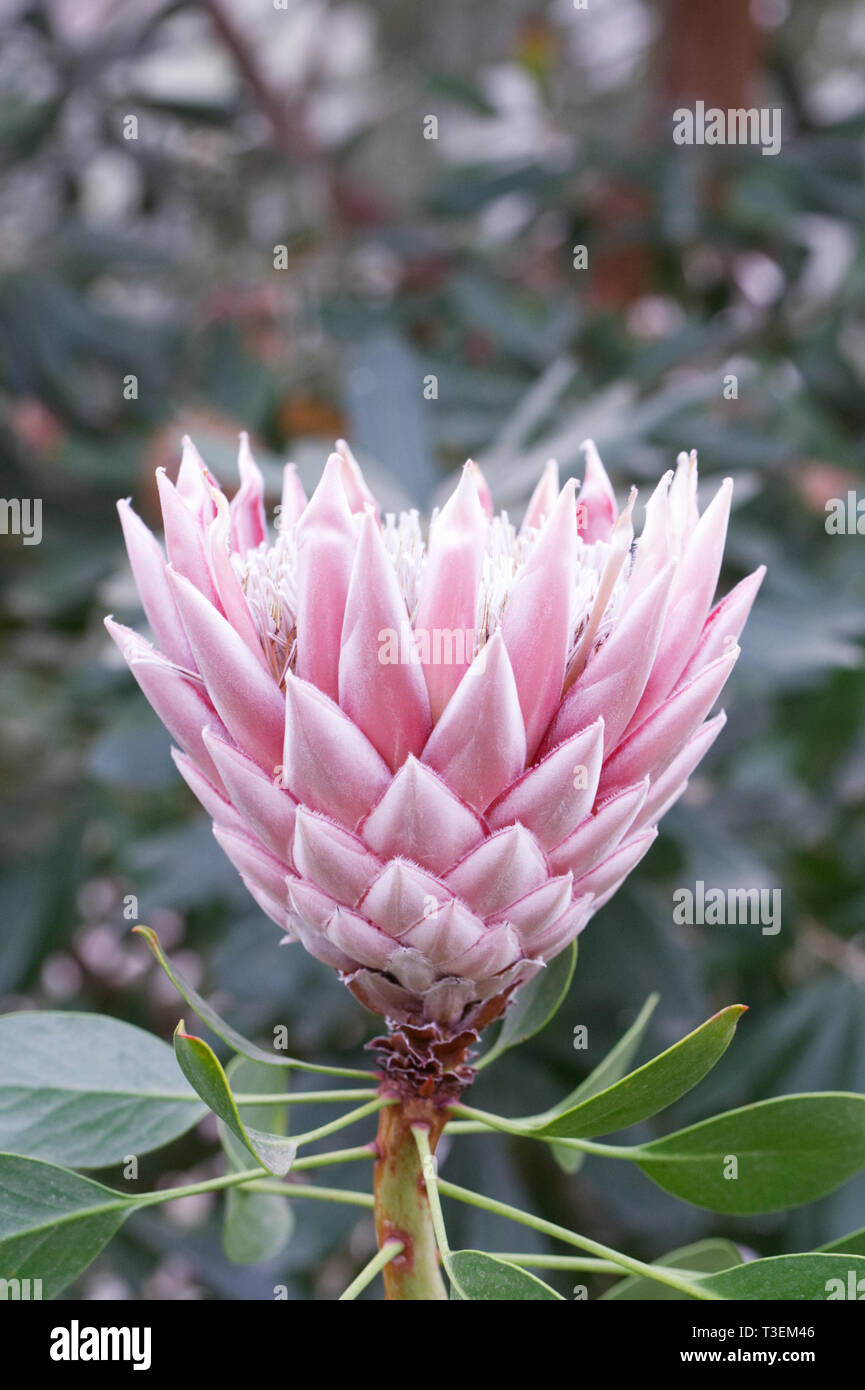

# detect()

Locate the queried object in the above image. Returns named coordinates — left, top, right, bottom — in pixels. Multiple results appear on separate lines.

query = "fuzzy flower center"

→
left=233, top=506, right=629, bottom=692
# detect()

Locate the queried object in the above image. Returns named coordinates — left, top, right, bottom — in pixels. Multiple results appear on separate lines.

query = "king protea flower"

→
left=107, top=436, right=762, bottom=1092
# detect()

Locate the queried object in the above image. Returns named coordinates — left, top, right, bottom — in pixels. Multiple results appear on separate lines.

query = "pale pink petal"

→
left=549, top=779, right=649, bottom=879
left=599, top=648, right=738, bottom=795
left=279, top=463, right=307, bottom=532
left=288, top=883, right=358, bottom=970
left=630, top=711, right=726, bottom=834
left=176, top=436, right=219, bottom=525
left=543, top=564, right=674, bottom=755
left=444, top=924, right=521, bottom=978
left=335, top=439, right=379, bottom=514
left=283, top=671, right=391, bottom=829
left=104, top=617, right=226, bottom=788
left=400, top=898, right=486, bottom=966
left=413, top=464, right=487, bottom=721
left=325, top=907, right=396, bottom=971
left=203, top=728, right=297, bottom=864
left=292, top=806, right=382, bottom=907
left=249, top=885, right=289, bottom=931
left=573, top=828, right=658, bottom=902
left=623, top=469, right=674, bottom=600
left=468, top=459, right=493, bottom=518
left=388, top=948, right=439, bottom=993
left=293, top=454, right=357, bottom=701
left=421, top=631, right=526, bottom=812
left=578, top=440, right=617, bottom=543
left=359, top=859, right=453, bottom=937
left=116, top=500, right=195, bottom=669
left=502, top=480, right=579, bottom=758
left=445, top=824, right=549, bottom=918
left=625, top=478, right=733, bottom=730
left=489, top=875, right=574, bottom=939
left=346, top=969, right=419, bottom=1022
left=339, top=511, right=431, bottom=769
left=519, top=893, right=594, bottom=957
left=213, top=823, right=292, bottom=905
left=676, top=566, right=766, bottom=686
left=358, top=756, right=485, bottom=874
left=171, top=749, right=249, bottom=837
left=230, top=434, right=268, bottom=554
left=205, top=488, right=271, bottom=672
left=668, top=449, right=699, bottom=546
left=520, top=458, right=559, bottom=534
left=422, top=977, right=476, bottom=1025
left=472, top=958, right=541, bottom=1003
left=156, top=468, right=219, bottom=605
left=168, top=567, right=285, bottom=773
left=487, top=718, right=604, bottom=847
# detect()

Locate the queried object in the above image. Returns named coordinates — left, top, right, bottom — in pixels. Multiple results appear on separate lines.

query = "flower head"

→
left=108, top=436, right=762, bottom=1085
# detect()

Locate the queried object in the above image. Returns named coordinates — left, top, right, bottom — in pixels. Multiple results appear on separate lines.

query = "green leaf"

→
left=174, top=1022, right=296, bottom=1177
left=219, top=1057, right=293, bottom=1265
left=0, top=1153, right=139, bottom=1299
left=134, top=926, right=290, bottom=1067
left=553, top=993, right=659, bottom=1172
left=477, top=941, right=576, bottom=1070
left=448, top=1250, right=564, bottom=1300
left=536, top=1004, right=746, bottom=1140
left=699, top=1253, right=865, bottom=1300
left=0, top=1010, right=205, bottom=1168
left=635, top=1093, right=865, bottom=1214
left=601, top=1239, right=743, bottom=1300
left=819, top=1227, right=865, bottom=1257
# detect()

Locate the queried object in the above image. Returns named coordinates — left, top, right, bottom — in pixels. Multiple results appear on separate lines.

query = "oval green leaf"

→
left=699, top=1253, right=865, bottom=1300
left=0, top=1153, right=139, bottom=1299
left=0, top=1010, right=205, bottom=1168
left=448, top=1250, right=563, bottom=1300
left=635, top=1093, right=865, bottom=1214
left=538, top=1004, right=747, bottom=1140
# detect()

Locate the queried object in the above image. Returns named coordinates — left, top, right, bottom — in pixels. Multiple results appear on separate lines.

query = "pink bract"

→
left=108, top=435, right=763, bottom=1060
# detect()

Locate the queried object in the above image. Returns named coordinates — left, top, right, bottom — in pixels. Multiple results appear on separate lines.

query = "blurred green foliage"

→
left=1, top=0, right=864, bottom=1298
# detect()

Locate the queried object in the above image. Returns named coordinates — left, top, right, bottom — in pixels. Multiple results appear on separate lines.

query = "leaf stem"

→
left=243, top=1181, right=373, bottom=1209
left=447, top=1104, right=638, bottom=1158
left=491, top=1253, right=630, bottom=1273
left=290, top=1145, right=376, bottom=1172
left=435, top=1180, right=725, bottom=1301
left=233, top=1089, right=379, bottom=1105
left=412, top=1125, right=451, bottom=1260
left=339, top=1240, right=405, bottom=1300
left=493, top=1253, right=708, bottom=1278
left=292, top=1097, right=393, bottom=1148
left=134, top=1166, right=265, bottom=1208
left=284, top=1060, right=379, bottom=1081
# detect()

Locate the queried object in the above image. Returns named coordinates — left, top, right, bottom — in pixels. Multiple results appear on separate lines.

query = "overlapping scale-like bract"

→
left=108, top=435, right=762, bottom=1037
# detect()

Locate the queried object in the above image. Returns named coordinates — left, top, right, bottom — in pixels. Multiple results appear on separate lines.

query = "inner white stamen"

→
left=232, top=506, right=630, bottom=687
